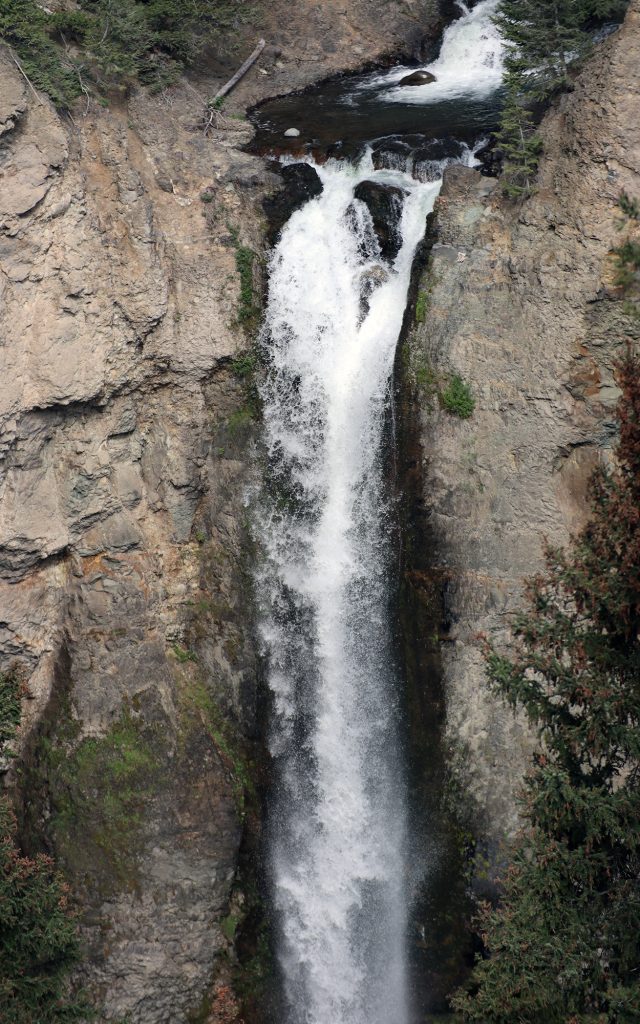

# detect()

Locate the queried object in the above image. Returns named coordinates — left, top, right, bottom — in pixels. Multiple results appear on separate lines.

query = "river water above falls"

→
left=254, top=4, right=504, bottom=1023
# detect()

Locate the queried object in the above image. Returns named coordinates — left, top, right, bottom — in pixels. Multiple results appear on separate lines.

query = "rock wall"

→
left=399, top=0, right=640, bottom=883
left=0, top=49, right=273, bottom=1023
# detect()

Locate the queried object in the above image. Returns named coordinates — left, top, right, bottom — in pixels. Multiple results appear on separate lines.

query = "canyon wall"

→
left=0, top=50, right=271, bottom=1022
left=399, top=0, right=640, bottom=892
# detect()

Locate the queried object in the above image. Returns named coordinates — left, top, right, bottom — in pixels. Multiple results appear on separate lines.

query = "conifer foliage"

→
left=451, top=347, right=640, bottom=1021
left=494, top=0, right=628, bottom=195
left=0, top=671, right=86, bottom=1023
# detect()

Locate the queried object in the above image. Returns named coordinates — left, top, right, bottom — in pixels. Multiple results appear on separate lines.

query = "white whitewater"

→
left=358, top=0, right=504, bottom=103
left=256, top=4, right=504, bottom=1024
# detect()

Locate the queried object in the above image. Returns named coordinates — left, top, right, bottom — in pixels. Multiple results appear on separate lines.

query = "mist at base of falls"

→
left=253, top=3, right=504, bottom=1023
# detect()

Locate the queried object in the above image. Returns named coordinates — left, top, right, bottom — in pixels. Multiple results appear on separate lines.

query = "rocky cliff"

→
left=0, top=49, right=273, bottom=1021
left=399, top=0, right=640, bottom=893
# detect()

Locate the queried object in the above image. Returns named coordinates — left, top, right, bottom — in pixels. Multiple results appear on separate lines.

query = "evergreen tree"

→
left=493, top=84, right=542, bottom=198
left=452, top=348, right=640, bottom=1022
left=494, top=0, right=629, bottom=195
left=0, top=671, right=88, bottom=1023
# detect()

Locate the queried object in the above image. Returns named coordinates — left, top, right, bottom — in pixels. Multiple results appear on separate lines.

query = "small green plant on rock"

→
left=440, top=374, right=475, bottom=419
left=415, top=291, right=429, bottom=324
left=235, top=245, right=260, bottom=329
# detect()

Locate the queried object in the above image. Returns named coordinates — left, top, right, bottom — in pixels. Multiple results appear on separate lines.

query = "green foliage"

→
left=618, top=191, right=640, bottom=222
left=614, top=192, right=640, bottom=318
left=231, top=351, right=258, bottom=379
left=452, top=350, right=640, bottom=1021
left=494, top=86, right=543, bottom=197
left=440, top=374, right=475, bottom=419
left=234, top=244, right=260, bottom=329
left=415, top=290, right=429, bottom=323
left=0, top=0, right=248, bottom=106
left=0, top=669, right=22, bottom=751
left=0, top=0, right=83, bottom=107
left=0, top=674, right=87, bottom=1023
left=494, top=0, right=628, bottom=195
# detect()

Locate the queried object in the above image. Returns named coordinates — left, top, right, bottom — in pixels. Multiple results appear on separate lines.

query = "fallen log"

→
left=213, top=39, right=266, bottom=103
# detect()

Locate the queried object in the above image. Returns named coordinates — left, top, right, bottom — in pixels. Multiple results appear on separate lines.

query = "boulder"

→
left=263, top=162, right=323, bottom=243
left=284, top=127, right=301, bottom=137
left=399, top=70, right=437, bottom=86
left=353, top=180, right=408, bottom=262
left=358, top=263, right=390, bottom=321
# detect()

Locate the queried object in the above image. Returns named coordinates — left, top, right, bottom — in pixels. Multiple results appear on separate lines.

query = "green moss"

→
left=40, top=709, right=162, bottom=894
left=171, top=642, right=198, bottom=663
left=440, top=374, right=475, bottom=419
left=220, top=912, right=240, bottom=941
left=178, top=679, right=255, bottom=817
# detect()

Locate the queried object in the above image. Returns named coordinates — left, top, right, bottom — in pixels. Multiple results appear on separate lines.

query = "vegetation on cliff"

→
left=452, top=345, right=640, bottom=1021
left=452, top=201, right=640, bottom=1018
left=0, top=671, right=86, bottom=1023
left=0, top=0, right=250, bottom=106
left=495, top=0, right=629, bottom=195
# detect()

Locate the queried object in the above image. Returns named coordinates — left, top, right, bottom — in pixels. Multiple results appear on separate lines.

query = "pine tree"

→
left=0, top=672, right=88, bottom=1023
left=493, top=83, right=542, bottom=197
left=451, top=348, right=640, bottom=1022
left=494, top=0, right=629, bottom=195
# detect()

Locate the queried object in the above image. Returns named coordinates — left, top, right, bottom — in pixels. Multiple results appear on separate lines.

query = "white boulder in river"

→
left=284, top=127, right=300, bottom=137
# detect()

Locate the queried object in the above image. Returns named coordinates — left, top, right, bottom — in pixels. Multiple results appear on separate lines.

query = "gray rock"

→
left=284, top=127, right=301, bottom=137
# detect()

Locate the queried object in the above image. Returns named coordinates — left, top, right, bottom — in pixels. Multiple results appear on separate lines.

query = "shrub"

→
left=440, top=374, right=475, bottom=419
left=0, top=0, right=249, bottom=106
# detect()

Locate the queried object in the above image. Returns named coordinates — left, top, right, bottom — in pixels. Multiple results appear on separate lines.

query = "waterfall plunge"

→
left=255, top=5, right=504, bottom=1024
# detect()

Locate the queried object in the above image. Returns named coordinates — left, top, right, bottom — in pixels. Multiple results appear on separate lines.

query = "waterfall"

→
left=255, top=4, right=504, bottom=1023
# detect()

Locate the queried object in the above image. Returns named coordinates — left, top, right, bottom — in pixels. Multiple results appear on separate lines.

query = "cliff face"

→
left=399, top=0, right=640, bottom=881
left=0, top=52, right=271, bottom=1021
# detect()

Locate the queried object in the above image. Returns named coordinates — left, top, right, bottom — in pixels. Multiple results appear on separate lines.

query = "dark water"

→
left=249, top=68, right=501, bottom=161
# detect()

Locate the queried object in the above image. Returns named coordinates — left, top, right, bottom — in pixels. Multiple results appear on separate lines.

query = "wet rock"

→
left=263, top=162, right=323, bottom=244
left=284, top=127, right=300, bottom=137
left=399, top=70, right=436, bottom=86
left=358, top=263, right=390, bottom=320
left=353, top=180, right=408, bottom=261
